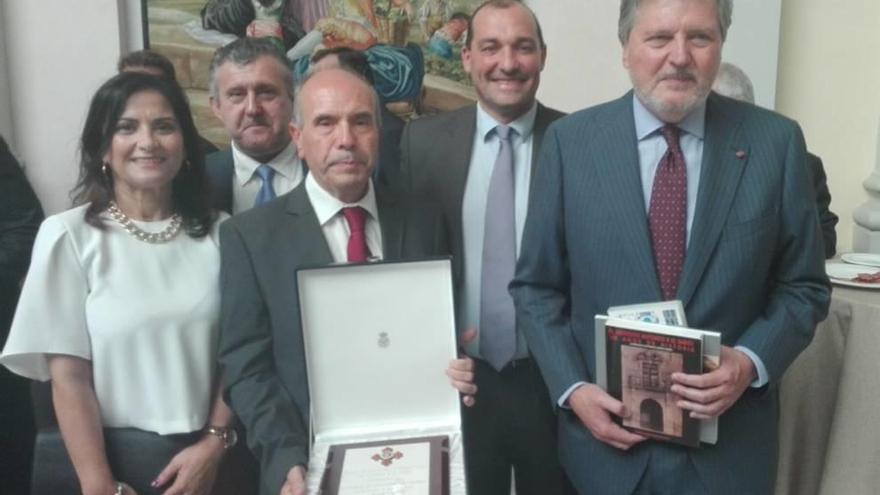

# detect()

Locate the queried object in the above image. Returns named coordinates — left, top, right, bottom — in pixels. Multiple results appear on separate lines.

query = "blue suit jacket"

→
left=510, top=92, right=830, bottom=495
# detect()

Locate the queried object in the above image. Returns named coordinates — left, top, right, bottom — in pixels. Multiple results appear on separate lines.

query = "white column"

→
left=852, top=117, right=880, bottom=253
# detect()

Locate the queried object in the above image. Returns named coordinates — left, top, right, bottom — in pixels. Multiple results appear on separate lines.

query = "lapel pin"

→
left=735, top=150, right=747, bottom=159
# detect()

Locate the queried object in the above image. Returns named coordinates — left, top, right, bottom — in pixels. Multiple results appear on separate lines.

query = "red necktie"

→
left=648, top=125, right=687, bottom=300
left=342, top=206, right=370, bottom=263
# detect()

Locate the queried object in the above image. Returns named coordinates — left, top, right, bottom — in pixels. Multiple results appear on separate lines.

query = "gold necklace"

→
left=106, top=201, right=183, bottom=244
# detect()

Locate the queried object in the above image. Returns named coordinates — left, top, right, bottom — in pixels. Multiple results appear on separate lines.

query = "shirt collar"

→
left=632, top=93, right=706, bottom=141
left=231, top=140, right=300, bottom=185
left=305, top=173, right=380, bottom=226
left=475, top=101, right=537, bottom=143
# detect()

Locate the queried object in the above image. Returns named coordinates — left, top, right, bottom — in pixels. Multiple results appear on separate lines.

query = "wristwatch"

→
left=205, top=425, right=238, bottom=449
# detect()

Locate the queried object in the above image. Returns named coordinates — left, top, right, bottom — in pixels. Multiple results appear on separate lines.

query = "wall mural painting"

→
left=146, top=0, right=484, bottom=147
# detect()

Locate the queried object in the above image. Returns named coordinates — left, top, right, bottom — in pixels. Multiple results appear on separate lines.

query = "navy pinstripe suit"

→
left=511, top=91, right=830, bottom=494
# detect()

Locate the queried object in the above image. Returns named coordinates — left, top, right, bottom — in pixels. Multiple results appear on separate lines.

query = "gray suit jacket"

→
left=218, top=183, right=449, bottom=495
left=390, top=103, right=565, bottom=283
left=510, top=92, right=831, bottom=495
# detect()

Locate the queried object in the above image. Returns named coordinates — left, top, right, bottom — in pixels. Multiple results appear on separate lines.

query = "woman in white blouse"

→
left=0, top=72, right=246, bottom=495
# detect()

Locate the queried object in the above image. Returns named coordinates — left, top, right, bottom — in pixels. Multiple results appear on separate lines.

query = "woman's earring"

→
left=102, top=162, right=109, bottom=175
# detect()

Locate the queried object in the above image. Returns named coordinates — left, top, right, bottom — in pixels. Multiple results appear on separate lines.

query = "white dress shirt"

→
left=460, top=102, right=537, bottom=360
left=305, top=174, right=383, bottom=263
left=231, top=141, right=305, bottom=214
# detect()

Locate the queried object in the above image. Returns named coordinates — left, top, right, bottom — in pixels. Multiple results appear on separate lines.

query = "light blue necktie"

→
left=253, top=164, right=276, bottom=207
left=480, top=125, right=517, bottom=371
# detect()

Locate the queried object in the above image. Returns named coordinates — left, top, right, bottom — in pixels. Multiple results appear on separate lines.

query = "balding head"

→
left=712, top=62, right=755, bottom=104
left=290, top=69, right=380, bottom=203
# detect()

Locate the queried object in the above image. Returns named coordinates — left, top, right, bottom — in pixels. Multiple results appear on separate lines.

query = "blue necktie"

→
left=480, top=125, right=517, bottom=371
left=253, top=164, right=276, bottom=207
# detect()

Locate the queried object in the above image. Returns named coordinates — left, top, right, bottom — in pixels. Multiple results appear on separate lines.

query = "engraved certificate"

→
left=337, top=441, right=431, bottom=495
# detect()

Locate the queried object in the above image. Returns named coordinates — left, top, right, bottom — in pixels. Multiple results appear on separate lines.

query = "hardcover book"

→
left=606, top=300, right=720, bottom=443
left=595, top=316, right=706, bottom=447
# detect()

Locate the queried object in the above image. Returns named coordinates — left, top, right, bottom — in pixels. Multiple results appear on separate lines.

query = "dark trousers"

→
left=632, top=443, right=709, bottom=495
left=30, top=427, right=258, bottom=495
left=0, top=369, right=34, bottom=495
left=462, top=357, right=574, bottom=495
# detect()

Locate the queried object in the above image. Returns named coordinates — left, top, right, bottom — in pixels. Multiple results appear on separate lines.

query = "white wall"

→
left=531, top=0, right=782, bottom=112
left=776, top=0, right=880, bottom=252
left=2, top=0, right=130, bottom=214
left=0, top=2, right=15, bottom=144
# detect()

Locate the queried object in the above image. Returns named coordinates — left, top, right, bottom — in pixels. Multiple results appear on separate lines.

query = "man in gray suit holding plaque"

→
left=219, top=67, right=474, bottom=495
left=511, top=0, right=830, bottom=494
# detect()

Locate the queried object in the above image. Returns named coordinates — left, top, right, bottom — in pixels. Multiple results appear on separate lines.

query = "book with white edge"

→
left=595, top=311, right=721, bottom=445
left=608, top=300, right=688, bottom=327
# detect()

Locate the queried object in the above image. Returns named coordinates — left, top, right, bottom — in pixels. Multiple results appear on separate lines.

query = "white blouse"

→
left=1, top=204, right=228, bottom=435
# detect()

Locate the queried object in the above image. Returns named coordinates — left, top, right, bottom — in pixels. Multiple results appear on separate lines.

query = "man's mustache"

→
left=658, top=70, right=697, bottom=83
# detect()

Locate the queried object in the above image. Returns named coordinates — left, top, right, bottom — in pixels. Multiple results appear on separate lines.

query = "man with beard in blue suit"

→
left=511, top=1, right=830, bottom=493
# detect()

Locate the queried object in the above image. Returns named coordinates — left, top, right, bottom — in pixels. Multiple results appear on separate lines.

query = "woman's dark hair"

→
left=72, top=72, right=216, bottom=237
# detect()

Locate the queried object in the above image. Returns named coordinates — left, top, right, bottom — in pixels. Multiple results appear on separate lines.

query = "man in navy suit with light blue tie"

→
left=511, top=0, right=830, bottom=494
left=207, top=37, right=305, bottom=214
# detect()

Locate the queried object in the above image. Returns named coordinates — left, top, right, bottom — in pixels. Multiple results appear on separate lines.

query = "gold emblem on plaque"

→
left=372, top=446, right=404, bottom=466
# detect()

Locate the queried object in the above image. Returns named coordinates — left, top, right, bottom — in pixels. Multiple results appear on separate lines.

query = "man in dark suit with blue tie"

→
left=207, top=37, right=305, bottom=214
left=511, top=0, right=831, bottom=494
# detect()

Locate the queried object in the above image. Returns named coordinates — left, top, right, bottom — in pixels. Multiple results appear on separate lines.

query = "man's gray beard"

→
left=634, top=85, right=710, bottom=124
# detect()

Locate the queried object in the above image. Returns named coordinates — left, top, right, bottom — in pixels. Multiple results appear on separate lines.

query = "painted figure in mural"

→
left=375, top=0, right=415, bottom=46
left=331, top=0, right=380, bottom=30
left=201, top=0, right=307, bottom=50
left=426, top=12, right=469, bottom=59
left=418, top=0, right=452, bottom=41
left=288, top=0, right=425, bottom=105
left=285, top=0, right=330, bottom=32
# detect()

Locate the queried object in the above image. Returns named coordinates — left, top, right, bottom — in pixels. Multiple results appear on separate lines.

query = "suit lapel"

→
left=206, top=148, right=235, bottom=213
left=443, top=106, right=477, bottom=216
left=530, top=104, right=554, bottom=175
left=597, top=94, right=662, bottom=298
left=439, top=107, right=476, bottom=279
left=677, top=94, right=749, bottom=305
left=376, top=188, right=404, bottom=260
left=284, top=185, right=334, bottom=266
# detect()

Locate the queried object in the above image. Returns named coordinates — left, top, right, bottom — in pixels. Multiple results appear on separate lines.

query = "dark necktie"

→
left=480, top=124, right=517, bottom=371
left=342, top=206, right=370, bottom=263
left=649, top=125, right=687, bottom=300
left=253, top=164, right=276, bottom=207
